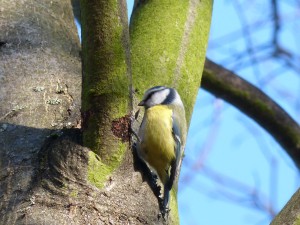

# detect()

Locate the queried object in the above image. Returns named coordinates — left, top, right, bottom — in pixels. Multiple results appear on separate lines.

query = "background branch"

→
left=202, top=58, right=300, bottom=169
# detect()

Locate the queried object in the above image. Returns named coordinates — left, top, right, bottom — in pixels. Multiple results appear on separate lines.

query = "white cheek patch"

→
left=151, top=88, right=170, bottom=105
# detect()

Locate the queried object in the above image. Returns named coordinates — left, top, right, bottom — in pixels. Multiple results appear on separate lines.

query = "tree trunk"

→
left=0, top=0, right=82, bottom=223
left=4, top=0, right=299, bottom=224
left=0, top=0, right=213, bottom=224
left=79, top=0, right=213, bottom=223
left=130, top=0, right=213, bottom=223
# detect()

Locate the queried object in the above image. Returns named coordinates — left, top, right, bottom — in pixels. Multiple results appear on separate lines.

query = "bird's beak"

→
left=138, top=101, right=145, bottom=106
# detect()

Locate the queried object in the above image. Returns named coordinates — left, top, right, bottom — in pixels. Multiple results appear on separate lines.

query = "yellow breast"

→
left=139, top=105, right=175, bottom=183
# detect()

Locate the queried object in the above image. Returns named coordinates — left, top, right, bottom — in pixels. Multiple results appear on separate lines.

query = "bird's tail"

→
left=163, top=186, right=170, bottom=210
left=160, top=183, right=171, bottom=219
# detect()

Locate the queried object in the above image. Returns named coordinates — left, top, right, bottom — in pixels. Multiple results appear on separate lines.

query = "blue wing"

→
left=162, top=112, right=182, bottom=211
left=169, top=117, right=182, bottom=189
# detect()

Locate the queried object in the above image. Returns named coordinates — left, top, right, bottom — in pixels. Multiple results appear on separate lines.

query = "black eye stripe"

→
left=144, top=91, right=155, bottom=102
left=141, top=86, right=176, bottom=107
left=162, top=88, right=175, bottom=105
left=144, top=86, right=167, bottom=101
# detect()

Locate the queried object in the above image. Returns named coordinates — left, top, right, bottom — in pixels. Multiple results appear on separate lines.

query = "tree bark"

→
left=0, top=0, right=82, bottom=223
left=2, top=0, right=299, bottom=224
left=130, top=0, right=213, bottom=223
left=0, top=0, right=212, bottom=224
left=80, top=0, right=131, bottom=158
left=130, top=0, right=213, bottom=123
left=270, top=188, right=300, bottom=225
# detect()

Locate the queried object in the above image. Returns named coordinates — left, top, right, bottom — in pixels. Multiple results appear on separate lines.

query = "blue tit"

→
left=137, top=86, right=187, bottom=213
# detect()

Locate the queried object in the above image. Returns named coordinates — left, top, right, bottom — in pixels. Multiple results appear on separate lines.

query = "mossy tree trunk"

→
left=80, top=0, right=133, bottom=189
left=80, top=0, right=131, bottom=159
left=79, top=0, right=212, bottom=223
left=131, top=0, right=212, bottom=122
left=3, top=0, right=299, bottom=224
left=0, top=0, right=212, bottom=224
left=130, top=0, right=213, bottom=223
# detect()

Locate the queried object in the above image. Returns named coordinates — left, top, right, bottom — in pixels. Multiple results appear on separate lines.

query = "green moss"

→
left=179, top=0, right=213, bottom=122
left=70, top=190, right=78, bottom=198
left=130, top=1, right=212, bottom=221
left=294, top=217, right=300, bottom=225
left=169, top=189, right=180, bottom=225
left=253, top=99, right=274, bottom=115
left=81, top=0, right=130, bottom=157
left=130, top=1, right=190, bottom=96
left=88, top=151, right=109, bottom=188
left=87, top=142, right=127, bottom=188
left=284, top=126, right=300, bottom=147
left=81, top=0, right=129, bottom=110
left=82, top=95, right=129, bottom=158
left=130, top=0, right=213, bottom=123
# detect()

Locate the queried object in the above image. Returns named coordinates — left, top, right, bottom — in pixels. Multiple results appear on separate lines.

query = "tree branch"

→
left=270, top=188, right=300, bottom=224
left=202, top=59, right=300, bottom=169
left=80, top=0, right=131, bottom=157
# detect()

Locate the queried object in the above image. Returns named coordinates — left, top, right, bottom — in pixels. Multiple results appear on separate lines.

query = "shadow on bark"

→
left=0, top=124, right=166, bottom=224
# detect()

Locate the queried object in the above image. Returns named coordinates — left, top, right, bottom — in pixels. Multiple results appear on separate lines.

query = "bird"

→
left=136, top=86, right=187, bottom=216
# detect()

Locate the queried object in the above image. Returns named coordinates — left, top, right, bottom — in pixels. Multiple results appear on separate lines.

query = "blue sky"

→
left=125, top=1, right=299, bottom=224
